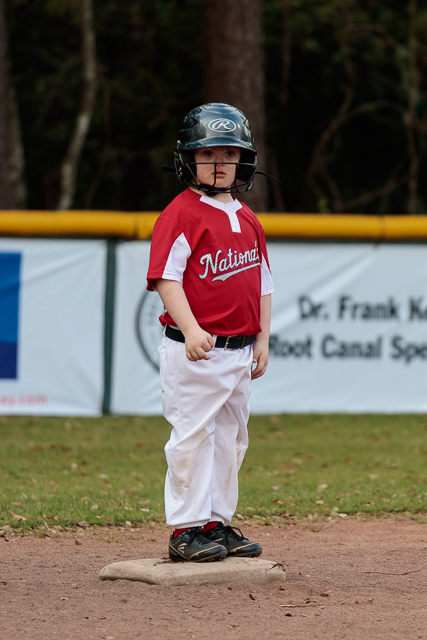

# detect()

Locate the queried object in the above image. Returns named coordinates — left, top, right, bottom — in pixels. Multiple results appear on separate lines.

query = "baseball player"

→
left=146, top=103, right=274, bottom=562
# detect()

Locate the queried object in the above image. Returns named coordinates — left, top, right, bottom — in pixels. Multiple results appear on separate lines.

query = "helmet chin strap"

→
left=191, top=179, right=253, bottom=195
left=195, top=183, right=232, bottom=195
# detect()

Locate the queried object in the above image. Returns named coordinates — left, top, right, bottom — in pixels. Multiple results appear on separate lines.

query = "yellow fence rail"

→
left=1, top=211, right=427, bottom=240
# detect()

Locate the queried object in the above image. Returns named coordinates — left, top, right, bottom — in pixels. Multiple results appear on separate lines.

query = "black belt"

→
left=165, top=325, right=256, bottom=350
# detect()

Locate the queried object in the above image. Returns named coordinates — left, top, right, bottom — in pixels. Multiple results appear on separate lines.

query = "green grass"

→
left=241, top=414, right=427, bottom=522
left=1, top=414, right=427, bottom=532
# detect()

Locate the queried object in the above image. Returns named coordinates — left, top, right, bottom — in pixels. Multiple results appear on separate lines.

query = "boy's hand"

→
left=184, top=327, right=214, bottom=361
left=251, top=338, right=269, bottom=380
left=155, top=280, right=214, bottom=361
left=252, top=295, right=271, bottom=380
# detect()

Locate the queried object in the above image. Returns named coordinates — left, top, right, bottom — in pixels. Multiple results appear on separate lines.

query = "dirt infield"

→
left=1, top=519, right=427, bottom=640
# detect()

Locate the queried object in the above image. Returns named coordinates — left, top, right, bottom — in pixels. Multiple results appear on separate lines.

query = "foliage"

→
left=9, top=0, right=203, bottom=211
left=6, top=0, right=427, bottom=212
left=1, top=413, right=426, bottom=532
left=265, top=0, right=427, bottom=213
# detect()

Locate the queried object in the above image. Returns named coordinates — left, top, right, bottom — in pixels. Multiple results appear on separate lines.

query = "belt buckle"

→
left=224, top=335, right=240, bottom=350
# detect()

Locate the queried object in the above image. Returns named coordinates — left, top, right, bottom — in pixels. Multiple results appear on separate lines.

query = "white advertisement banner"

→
left=111, top=242, right=427, bottom=414
left=111, top=241, right=162, bottom=415
left=0, top=239, right=106, bottom=415
left=253, top=243, right=427, bottom=413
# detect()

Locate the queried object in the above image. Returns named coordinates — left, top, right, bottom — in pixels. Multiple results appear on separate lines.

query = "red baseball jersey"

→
left=146, top=188, right=274, bottom=335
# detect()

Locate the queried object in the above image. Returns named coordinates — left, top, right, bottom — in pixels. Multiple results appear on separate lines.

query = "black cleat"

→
left=169, top=527, right=227, bottom=563
left=203, top=523, right=262, bottom=558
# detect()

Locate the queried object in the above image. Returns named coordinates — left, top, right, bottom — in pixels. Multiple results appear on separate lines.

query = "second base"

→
left=99, top=556, right=286, bottom=587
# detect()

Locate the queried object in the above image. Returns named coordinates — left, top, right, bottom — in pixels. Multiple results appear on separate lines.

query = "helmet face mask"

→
left=174, top=103, right=258, bottom=195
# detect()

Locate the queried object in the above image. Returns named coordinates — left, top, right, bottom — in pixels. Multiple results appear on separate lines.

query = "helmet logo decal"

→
left=208, top=118, right=237, bottom=132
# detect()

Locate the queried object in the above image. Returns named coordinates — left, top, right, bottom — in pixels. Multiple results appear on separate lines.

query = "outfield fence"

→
left=0, top=212, right=426, bottom=415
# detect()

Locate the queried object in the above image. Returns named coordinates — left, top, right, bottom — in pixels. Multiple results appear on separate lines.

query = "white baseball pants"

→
left=159, top=335, right=253, bottom=528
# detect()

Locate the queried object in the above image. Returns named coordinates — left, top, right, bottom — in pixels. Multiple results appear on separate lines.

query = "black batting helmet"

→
left=174, top=103, right=258, bottom=194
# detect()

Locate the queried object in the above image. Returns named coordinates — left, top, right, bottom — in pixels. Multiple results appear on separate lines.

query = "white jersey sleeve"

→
left=261, top=253, right=274, bottom=296
left=160, top=232, right=192, bottom=285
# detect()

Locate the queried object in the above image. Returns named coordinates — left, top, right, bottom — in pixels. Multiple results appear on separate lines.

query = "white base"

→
left=99, top=557, right=286, bottom=586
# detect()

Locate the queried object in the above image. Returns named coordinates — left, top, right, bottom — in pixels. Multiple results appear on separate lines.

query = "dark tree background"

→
left=0, top=0, right=13, bottom=209
left=204, top=0, right=267, bottom=212
left=3, top=0, right=427, bottom=213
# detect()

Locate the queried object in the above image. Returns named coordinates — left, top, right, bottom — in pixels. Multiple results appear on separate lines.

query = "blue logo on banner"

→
left=0, top=252, right=21, bottom=379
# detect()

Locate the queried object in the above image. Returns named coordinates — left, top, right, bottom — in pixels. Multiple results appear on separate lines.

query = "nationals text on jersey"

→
left=199, top=241, right=261, bottom=282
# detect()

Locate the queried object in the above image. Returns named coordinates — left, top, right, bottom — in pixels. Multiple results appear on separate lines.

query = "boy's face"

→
left=193, top=146, right=241, bottom=190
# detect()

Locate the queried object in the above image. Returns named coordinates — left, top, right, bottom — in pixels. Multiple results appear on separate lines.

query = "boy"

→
left=146, top=103, right=274, bottom=562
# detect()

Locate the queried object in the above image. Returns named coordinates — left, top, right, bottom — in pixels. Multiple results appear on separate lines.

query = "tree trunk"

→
left=7, top=84, right=27, bottom=209
left=0, top=0, right=13, bottom=209
left=203, top=0, right=268, bottom=212
left=0, top=1, right=27, bottom=209
left=58, top=0, right=97, bottom=211
left=405, top=0, right=419, bottom=214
